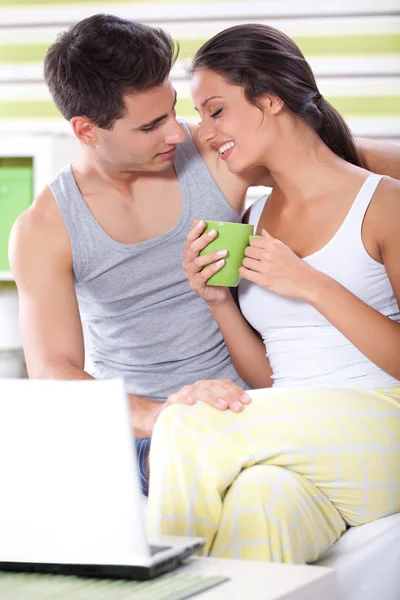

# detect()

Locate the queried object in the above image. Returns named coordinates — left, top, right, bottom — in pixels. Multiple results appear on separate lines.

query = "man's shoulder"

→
left=179, top=119, right=249, bottom=213
left=10, top=185, right=72, bottom=271
left=179, top=118, right=231, bottom=172
left=177, top=118, right=217, bottom=170
left=180, top=118, right=206, bottom=154
left=180, top=118, right=199, bottom=135
left=18, top=186, right=60, bottom=233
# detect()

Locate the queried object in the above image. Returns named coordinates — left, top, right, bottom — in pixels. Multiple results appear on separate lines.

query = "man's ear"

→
left=70, top=116, right=99, bottom=146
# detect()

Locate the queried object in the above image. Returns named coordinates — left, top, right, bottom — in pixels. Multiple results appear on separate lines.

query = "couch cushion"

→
left=314, top=513, right=400, bottom=600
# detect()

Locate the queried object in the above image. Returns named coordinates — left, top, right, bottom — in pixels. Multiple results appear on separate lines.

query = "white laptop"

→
left=0, top=378, right=204, bottom=579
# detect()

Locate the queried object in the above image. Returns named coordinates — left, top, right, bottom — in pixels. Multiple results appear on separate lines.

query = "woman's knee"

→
left=226, top=464, right=307, bottom=507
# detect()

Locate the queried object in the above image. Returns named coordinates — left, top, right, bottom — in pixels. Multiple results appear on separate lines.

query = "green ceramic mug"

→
left=199, top=221, right=254, bottom=286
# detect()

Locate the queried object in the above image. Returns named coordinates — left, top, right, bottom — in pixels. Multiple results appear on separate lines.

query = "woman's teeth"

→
left=218, top=141, right=235, bottom=155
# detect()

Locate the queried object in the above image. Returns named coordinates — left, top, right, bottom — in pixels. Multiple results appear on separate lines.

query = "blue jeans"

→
left=135, top=438, right=151, bottom=496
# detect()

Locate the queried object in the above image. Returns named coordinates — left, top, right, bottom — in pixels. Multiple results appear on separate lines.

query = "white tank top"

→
left=239, top=174, right=400, bottom=388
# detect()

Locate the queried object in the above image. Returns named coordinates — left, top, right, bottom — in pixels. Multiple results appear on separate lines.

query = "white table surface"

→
left=177, top=556, right=338, bottom=600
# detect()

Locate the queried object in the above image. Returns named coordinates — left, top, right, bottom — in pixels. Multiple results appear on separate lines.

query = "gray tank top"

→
left=49, top=121, right=248, bottom=399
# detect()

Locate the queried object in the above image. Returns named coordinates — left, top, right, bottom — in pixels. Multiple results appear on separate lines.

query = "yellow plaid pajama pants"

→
left=147, top=386, right=400, bottom=563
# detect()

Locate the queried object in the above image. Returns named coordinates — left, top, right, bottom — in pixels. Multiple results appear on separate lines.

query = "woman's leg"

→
left=210, top=464, right=346, bottom=563
left=147, top=386, right=400, bottom=560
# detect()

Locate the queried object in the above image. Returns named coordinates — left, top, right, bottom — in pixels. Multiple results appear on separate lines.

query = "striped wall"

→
left=0, top=0, right=399, bottom=141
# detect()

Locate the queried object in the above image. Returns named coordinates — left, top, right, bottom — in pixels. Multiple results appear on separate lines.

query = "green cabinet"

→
left=0, top=158, right=33, bottom=271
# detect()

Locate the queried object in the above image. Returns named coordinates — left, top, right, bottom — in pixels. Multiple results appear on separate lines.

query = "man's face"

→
left=95, top=79, right=187, bottom=173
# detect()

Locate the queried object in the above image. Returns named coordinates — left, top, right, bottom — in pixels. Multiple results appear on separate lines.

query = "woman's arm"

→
left=182, top=220, right=272, bottom=389
left=208, top=295, right=273, bottom=389
left=307, top=178, right=400, bottom=380
left=308, top=277, right=400, bottom=380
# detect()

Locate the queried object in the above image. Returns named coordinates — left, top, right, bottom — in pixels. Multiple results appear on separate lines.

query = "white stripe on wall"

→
left=0, top=77, right=400, bottom=102
left=1, top=57, right=399, bottom=84
left=347, top=117, right=400, bottom=137
left=0, top=83, right=52, bottom=101
left=1, top=0, right=399, bottom=28
left=1, top=77, right=399, bottom=102
left=173, top=77, right=400, bottom=98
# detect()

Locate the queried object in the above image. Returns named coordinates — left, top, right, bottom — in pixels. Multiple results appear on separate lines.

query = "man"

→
left=9, top=14, right=400, bottom=493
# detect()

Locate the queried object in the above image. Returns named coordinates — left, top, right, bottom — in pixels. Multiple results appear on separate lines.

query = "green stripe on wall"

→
left=0, top=45, right=49, bottom=64
left=1, top=34, right=399, bottom=64
left=181, top=96, right=400, bottom=117
left=0, top=96, right=399, bottom=119
left=0, top=101, right=62, bottom=118
left=329, top=96, right=400, bottom=116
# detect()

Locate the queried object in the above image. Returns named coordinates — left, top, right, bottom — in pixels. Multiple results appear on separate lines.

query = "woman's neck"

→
left=264, top=120, right=359, bottom=205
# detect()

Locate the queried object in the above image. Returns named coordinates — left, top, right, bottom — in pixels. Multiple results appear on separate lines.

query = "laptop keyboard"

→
left=0, top=571, right=229, bottom=599
left=149, top=544, right=170, bottom=555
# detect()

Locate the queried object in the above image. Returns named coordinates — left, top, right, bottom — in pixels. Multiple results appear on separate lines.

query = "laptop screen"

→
left=0, top=378, right=150, bottom=565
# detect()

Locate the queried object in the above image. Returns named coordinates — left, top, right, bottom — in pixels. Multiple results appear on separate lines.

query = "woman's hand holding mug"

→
left=182, top=220, right=231, bottom=307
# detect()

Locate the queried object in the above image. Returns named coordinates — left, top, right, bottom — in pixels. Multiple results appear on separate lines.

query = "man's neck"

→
left=72, top=153, right=176, bottom=199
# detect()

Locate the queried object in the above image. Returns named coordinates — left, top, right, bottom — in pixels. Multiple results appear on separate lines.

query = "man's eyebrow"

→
left=194, top=96, right=223, bottom=113
left=136, top=90, right=178, bottom=129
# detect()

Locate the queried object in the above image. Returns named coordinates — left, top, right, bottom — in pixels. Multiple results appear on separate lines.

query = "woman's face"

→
left=190, top=68, right=282, bottom=174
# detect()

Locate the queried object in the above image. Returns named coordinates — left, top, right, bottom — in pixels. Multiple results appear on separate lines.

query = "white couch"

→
left=146, top=486, right=400, bottom=599
left=314, top=513, right=400, bottom=600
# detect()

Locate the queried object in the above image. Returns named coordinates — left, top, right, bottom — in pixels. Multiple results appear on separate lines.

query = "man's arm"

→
left=356, top=138, right=400, bottom=179
left=9, top=188, right=162, bottom=439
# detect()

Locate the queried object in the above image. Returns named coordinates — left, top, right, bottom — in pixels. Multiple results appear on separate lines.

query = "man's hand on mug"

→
left=182, top=220, right=230, bottom=307
left=166, top=379, right=252, bottom=412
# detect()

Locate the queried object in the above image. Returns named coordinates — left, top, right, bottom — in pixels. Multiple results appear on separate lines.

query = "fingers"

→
left=261, top=228, right=273, bottom=238
left=239, top=265, right=262, bottom=284
left=248, top=234, right=282, bottom=251
left=167, top=386, right=197, bottom=407
left=183, top=222, right=205, bottom=271
left=183, top=221, right=220, bottom=275
left=186, top=219, right=207, bottom=245
left=218, top=379, right=252, bottom=409
left=244, top=245, right=263, bottom=259
left=185, top=221, right=217, bottom=255
left=192, top=249, right=227, bottom=273
left=187, top=257, right=225, bottom=287
left=168, top=380, right=251, bottom=413
left=190, top=227, right=218, bottom=256
left=244, top=236, right=286, bottom=265
left=249, top=236, right=266, bottom=248
left=242, top=256, right=263, bottom=272
left=193, top=380, right=249, bottom=412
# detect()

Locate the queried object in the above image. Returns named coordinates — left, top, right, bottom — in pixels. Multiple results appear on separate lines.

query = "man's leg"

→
left=147, top=386, right=400, bottom=560
left=135, top=438, right=151, bottom=496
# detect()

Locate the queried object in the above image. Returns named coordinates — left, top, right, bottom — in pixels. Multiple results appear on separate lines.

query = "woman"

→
left=147, top=24, right=400, bottom=563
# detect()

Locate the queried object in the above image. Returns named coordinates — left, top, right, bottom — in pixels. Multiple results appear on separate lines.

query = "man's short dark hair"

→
left=44, top=14, right=178, bottom=129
